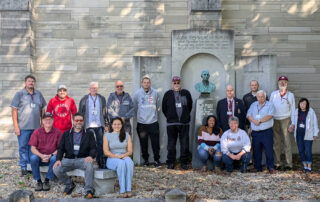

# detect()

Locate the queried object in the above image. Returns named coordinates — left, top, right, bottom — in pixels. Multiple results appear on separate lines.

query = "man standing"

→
left=270, top=76, right=295, bottom=170
left=216, top=85, right=246, bottom=132
left=243, top=80, right=260, bottom=113
left=162, top=76, right=193, bottom=170
left=47, top=85, right=77, bottom=134
left=29, top=112, right=62, bottom=191
left=53, top=113, right=96, bottom=198
left=107, top=80, right=134, bottom=134
left=133, top=76, right=161, bottom=167
left=247, top=90, right=275, bottom=174
left=10, top=75, right=47, bottom=176
left=79, top=82, right=107, bottom=169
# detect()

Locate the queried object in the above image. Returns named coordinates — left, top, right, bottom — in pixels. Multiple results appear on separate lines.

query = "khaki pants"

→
left=273, top=117, right=292, bottom=167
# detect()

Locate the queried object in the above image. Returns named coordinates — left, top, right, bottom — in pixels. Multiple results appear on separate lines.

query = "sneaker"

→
left=167, top=163, right=174, bottom=169
left=63, top=182, right=76, bottom=195
left=181, top=164, right=188, bottom=170
left=84, top=190, right=94, bottom=199
left=154, top=161, right=161, bottom=168
left=284, top=166, right=292, bottom=171
left=21, top=170, right=28, bottom=177
left=269, top=168, right=276, bottom=174
left=143, top=161, right=149, bottom=167
left=42, top=181, right=50, bottom=191
left=35, top=181, right=43, bottom=191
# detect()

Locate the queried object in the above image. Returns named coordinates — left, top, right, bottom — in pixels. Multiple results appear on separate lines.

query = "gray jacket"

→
left=79, top=93, right=107, bottom=128
left=133, top=87, right=160, bottom=124
left=107, top=92, right=134, bottom=121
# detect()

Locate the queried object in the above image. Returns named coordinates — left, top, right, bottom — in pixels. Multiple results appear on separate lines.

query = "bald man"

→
left=216, top=85, right=246, bottom=132
left=107, top=80, right=134, bottom=134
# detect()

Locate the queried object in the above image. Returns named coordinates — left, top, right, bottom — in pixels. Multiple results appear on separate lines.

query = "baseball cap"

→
left=42, top=112, right=53, bottom=119
left=172, top=76, right=181, bottom=82
left=278, top=76, right=288, bottom=81
left=58, top=84, right=67, bottom=90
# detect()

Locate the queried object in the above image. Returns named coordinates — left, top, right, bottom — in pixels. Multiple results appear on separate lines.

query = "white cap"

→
left=58, top=84, right=67, bottom=90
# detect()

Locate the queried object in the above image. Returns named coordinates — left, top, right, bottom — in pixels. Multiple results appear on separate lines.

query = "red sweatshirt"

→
left=46, top=95, right=77, bottom=134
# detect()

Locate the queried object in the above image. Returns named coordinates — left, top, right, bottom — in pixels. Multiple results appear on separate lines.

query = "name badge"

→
left=299, top=124, right=305, bottom=128
left=30, top=103, right=36, bottom=108
left=255, top=115, right=261, bottom=119
left=123, top=101, right=129, bottom=105
left=92, top=110, right=96, bottom=115
left=176, top=103, right=182, bottom=108
left=74, top=145, right=80, bottom=151
left=227, top=111, right=232, bottom=115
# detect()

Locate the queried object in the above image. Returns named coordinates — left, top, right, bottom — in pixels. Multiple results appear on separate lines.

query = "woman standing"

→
left=197, top=115, right=222, bottom=171
left=103, top=117, right=134, bottom=197
left=289, top=98, right=319, bottom=172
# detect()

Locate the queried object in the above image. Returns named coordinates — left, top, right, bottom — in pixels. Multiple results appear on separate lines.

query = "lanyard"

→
left=89, top=95, right=97, bottom=108
left=73, top=131, right=82, bottom=145
left=299, top=111, right=307, bottom=122
left=30, top=94, right=34, bottom=102
left=116, top=93, right=124, bottom=104
left=257, top=103, right=266, bottom=114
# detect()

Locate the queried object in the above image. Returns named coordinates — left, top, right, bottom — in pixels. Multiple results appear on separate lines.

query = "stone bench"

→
left=26, top=164, right=117, bottom=196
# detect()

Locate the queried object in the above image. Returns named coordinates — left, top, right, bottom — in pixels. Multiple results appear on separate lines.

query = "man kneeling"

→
left=28, top=112, right=62, bottom=191
left=53, top=112, right=96, bottom=198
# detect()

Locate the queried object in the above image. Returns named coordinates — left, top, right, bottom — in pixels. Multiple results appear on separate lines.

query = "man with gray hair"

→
left=270, top=76, right=295, bottom=170
left=79, top=82, right=108, bottom=169
left=216, top=85, right=246, bottom=132
left=247, top=90, right=275, bottom=174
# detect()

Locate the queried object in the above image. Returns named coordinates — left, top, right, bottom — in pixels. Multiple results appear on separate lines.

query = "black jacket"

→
left=56, top=128, right=97, bottom=161
left=162, top=89, right=193, bottom=123
left=216, top=97, right=246, bottom=132
left=79, top=93, right=108, bottom=128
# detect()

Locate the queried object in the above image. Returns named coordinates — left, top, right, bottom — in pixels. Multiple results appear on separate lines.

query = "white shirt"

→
left=220, top=129, right=251, bottom=155
left=270, top=90, right=295, bottom=122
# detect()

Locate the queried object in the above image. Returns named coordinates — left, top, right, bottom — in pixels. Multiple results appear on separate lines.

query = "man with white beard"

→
left=270, top=76, right=295, bottom=171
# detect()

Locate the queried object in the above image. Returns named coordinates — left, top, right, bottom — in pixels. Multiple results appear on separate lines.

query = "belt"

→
left=252, top=127, right=272, bottom=133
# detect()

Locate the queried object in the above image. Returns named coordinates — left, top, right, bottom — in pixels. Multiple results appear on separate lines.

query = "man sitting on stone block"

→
left=28, top=112, right=62, bottom=191
left=53, top=112, right=96, bottom=199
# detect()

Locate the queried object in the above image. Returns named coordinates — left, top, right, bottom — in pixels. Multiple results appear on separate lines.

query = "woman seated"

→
left=221, top=117, right=251, bottom=173
left=289, top=98, right=319, bottom=173
left=103, top=117, right=134, bottom=197
left=197, top=115, right=223, bottom=171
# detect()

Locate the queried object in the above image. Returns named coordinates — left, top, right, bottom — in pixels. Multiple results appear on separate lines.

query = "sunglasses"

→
left=173, top=82, right=180, bottom=84
left=74, top=120, right=84, bottom=123
left=116, top=85, right=123, bottom=88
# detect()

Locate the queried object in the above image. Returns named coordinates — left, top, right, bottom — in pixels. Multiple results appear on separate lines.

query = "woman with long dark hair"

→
left=103, top=117, right=133, bottom=197
left=289, top=98, right=319, bottom=172
left=197, top=115, right=223, bottom=172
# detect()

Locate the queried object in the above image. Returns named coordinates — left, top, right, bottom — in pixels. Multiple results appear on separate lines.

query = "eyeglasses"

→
left=74, top=120, right=84, bottom=123
left=173, top=82, right=180, bottom=85
left=116, top=85, right=123, bottom=88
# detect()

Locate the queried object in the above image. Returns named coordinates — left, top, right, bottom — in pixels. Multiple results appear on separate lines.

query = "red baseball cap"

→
left=278, top=76, right=288, bottom=81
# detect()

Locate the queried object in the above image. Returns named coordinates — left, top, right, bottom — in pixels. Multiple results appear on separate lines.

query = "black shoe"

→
left=143, top=161, right=149, bottom=167
left=154, top=161, right=161, bottom=168
left=42, top=181, right=50, bottom=191
left=63, top=182, right=76, bottom=195
left=167, top=163, right=174, bottom=169
left=275, top=165, right=282, bottom=170
left=181, top=164, right=188, bottom=170
left=284, top=166, right=292, bottom=171
left=21, top=169, right=28, bottom=176
left=85, top=190, right=94, bottom=199
left=98, top=162, right=106, bottom=169
left=35, top=181, right=43, bottom=191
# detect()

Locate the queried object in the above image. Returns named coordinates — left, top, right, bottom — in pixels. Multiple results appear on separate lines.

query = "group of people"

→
left=198, top=77, right=319, bottom=174
left=10, top=74, right=319, bottom=197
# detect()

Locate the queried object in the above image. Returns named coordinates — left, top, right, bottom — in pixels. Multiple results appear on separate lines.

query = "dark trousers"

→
left=166, top=124, right=190, bottom=165
left=136, top=122, right=160, bottom=162
left=88, top=127, right=105, bottom=165
left=222, top=152, right=251, bottom=172
left=251, top=128, right=274, bottom=171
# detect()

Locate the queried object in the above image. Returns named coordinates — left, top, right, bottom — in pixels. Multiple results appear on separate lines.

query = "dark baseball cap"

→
left=42, top=112, right=53, bottom=119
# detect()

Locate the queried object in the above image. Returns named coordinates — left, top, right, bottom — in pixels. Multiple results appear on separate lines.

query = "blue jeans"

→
left=222, top=152, right=251, bottom=172
left=30, top=154, right=56, bottom=180
left=198, top=147, right=222, bottom=168
left=18, top=130, right=33, bottom=170
left=296, top=133, right=313, bottom=164
left=107, top=157, right=134, bottom=194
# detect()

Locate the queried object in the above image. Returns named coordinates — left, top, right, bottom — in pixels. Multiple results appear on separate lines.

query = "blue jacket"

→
left=107, top=92, right=134, bottom=121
